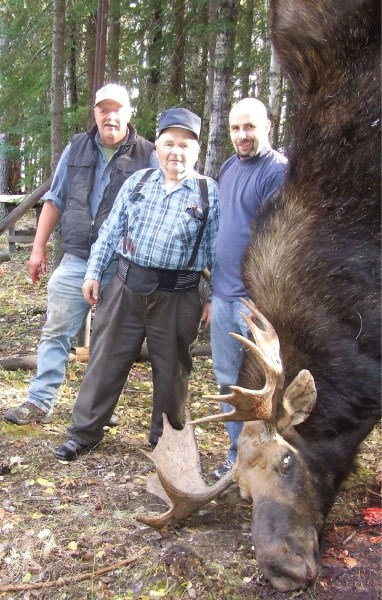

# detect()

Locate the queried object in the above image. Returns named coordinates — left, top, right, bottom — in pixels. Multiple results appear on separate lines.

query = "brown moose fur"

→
left=237, top=0, right=380, bottom=590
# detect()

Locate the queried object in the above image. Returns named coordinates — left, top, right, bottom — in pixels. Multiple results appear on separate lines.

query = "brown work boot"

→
left=3, top=402, right=52, bottom=425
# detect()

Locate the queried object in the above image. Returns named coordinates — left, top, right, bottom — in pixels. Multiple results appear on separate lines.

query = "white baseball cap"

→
left=94, top=84, right=130, bottom=107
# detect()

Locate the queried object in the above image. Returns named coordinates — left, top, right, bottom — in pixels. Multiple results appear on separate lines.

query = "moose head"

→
left=138, top=300, right=324, bottom=591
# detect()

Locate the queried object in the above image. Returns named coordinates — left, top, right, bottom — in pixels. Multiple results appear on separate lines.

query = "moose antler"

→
left=138, top=303, right=317, bottom=529
left=192, top=299, right=285, bottom=425
left=137, top=413, right=233, bottom=528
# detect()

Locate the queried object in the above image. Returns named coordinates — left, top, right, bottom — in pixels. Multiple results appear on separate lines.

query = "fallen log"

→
left=0, top=343, right=211, bottom=371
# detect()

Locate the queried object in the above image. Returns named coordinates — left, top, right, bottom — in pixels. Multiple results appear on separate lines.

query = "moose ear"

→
left=278, top=369, right=317, bottom=431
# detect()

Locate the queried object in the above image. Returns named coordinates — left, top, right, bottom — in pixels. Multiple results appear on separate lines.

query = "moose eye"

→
left=279, top=452, right=294, bottom=475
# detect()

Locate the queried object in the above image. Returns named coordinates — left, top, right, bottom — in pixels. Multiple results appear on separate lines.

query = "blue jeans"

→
left=210, top=295, right=252, bottom=463
left=28, top=253, right=116, bottom=413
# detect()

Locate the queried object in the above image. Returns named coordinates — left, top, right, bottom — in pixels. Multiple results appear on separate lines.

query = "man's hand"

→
left=28, top=201, right=61, bottom=283
left=29, top=247, right=47, bottom=284
left=200, top=302, right=211, bottom=329
left=82, top=279, right=100, bottom=306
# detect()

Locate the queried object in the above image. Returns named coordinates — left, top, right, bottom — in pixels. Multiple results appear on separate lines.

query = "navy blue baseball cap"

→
left=157, top=108, right=201, bottom=140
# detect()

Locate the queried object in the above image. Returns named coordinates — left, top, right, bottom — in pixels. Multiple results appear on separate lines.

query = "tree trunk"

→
left=148, top=1, right=163, bottom=113
left=7, top=138, right=22, bottom=193
left=51, top=0, right=66, bottom=171
left=204, top=0, right=239, bottom=181
left=51, top=0, right=66, bottom=268
left=84, top=15, right=97, bottom=128
left=0, top=134, right=10, bottom=198
left=0, top=14, right=11, bottom=198
left=170, top=0, right=185, bottom=98
left=239, top=0, right=254, bottom=98
left=282, top=76, right=294, bottom=150
left=67, top=0, right=78, bottom=110
left=268, top=43, right=283, bottom=149
left=199, top=0, right=217, bottom=170
left=93, top=0, right=109, bottom=93
left=108, top=0, right=121, bottom=81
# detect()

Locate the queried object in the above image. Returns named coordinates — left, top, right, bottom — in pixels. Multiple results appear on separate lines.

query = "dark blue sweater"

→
left=213, top=147, right=288, bottom=300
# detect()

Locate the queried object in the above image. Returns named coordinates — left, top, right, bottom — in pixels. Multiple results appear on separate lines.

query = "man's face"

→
left=156, top=128, right=200, bottom=181
left=94, top=100, right=131, bottom=148
left=229, top=107, right=271, bottom=159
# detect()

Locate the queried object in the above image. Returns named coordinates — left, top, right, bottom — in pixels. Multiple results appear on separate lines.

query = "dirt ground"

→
left=0, top=228, right=381, bottom=600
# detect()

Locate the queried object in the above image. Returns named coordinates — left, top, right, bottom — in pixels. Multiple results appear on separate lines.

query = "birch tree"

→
left=204, top=0, right=239, bottom=180
left=268, top=43, right=283, bottom=148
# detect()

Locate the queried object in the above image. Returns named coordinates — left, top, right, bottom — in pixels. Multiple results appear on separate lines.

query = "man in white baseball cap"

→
left=4, top=83, right=157, bottom=427
left=94, top=83, right=130, bottom=107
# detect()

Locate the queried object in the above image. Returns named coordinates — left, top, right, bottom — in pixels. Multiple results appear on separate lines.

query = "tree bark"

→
left=51, top=0, right=66, bottom=269
left=239, top=0, right=254, bottom=98
left=199, top=0, right=217, bottom=170
left=108, top=0, right=121, bottom=81
left=51, top=0, right=66, bottom=171
left=67, top=0, right=78, bottom=109
left=84, top=15, right=97, bottom=127
left=93, top=0, right=109, bottom=93
left=268, top=43, right=283, bottom=148
left=0, top=134, right=10, bottom=198
left=170, top=0, right=185, bottom=98
left=147, top=0, right=163, bottom=128
left=204, top=0, right=239, bottom=181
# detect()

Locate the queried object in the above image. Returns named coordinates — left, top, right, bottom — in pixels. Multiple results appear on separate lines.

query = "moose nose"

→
left=251, top=500, right=320, bottom=592
left=260, top=551, right=318, bottom=592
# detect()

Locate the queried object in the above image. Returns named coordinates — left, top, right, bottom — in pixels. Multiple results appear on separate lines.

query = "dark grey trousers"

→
left=68, top=274, right=202, bottom=446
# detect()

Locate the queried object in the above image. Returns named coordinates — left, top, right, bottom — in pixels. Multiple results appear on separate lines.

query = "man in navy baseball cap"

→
left=157, top=107, right=201, bottom=141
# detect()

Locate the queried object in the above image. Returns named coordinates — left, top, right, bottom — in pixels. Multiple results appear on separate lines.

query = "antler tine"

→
left=192, top=302, right=284, bottom=425
left=190, top=382, right=272, bottom=424
left=239, top=299, right=283, bottom=372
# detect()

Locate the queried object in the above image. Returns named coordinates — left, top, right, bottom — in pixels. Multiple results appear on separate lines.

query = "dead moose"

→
left=138, top=0, right=381, bottom=593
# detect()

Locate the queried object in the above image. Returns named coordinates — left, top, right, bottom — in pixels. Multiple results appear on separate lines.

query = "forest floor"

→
left=0, top=220, right=381, bottom=600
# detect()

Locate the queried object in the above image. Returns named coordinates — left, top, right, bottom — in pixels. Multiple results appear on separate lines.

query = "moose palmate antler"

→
left=137, top=412, right=234, bottom=528
left=192, top=298, right=285, bottom=425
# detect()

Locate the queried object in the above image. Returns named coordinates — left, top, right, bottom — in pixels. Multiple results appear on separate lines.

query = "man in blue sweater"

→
left=211, top=98, right=288, bottom=478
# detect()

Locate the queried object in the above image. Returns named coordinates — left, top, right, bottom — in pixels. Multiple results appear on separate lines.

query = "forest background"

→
left=0, top=0, right=289, bottom=197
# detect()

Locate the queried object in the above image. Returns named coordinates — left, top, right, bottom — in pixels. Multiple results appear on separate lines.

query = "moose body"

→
left=234, top=0, right=381, bottom=591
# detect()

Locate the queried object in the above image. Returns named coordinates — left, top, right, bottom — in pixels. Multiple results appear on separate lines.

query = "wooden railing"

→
left=0, top=177, right=52, bottom=238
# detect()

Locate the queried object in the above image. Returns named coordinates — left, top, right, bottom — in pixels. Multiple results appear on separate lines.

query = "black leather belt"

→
left=117, top=256, right=201, bottom=294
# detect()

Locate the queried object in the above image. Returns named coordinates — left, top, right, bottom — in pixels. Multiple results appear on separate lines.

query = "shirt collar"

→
left=156, top=168, right=199, bottom=188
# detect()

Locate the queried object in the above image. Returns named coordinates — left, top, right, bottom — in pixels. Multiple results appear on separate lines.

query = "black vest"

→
left=60, top=124, right=154, bottom=260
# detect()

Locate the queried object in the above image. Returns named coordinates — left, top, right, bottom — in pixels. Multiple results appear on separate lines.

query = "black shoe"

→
left=55, top=438, right=100, bottom=461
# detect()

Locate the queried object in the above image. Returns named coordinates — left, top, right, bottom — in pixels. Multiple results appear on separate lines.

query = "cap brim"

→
left=159, top=125, right=198, bottom=138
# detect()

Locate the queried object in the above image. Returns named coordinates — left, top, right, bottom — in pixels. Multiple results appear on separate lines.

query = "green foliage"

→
left=0, top=0, right=287, bottom=188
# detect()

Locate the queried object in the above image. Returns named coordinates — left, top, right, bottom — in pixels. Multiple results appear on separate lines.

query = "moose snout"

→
left=252, top=499, right=320, bottom=592
left=257, top=547, right=318, bottom=592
